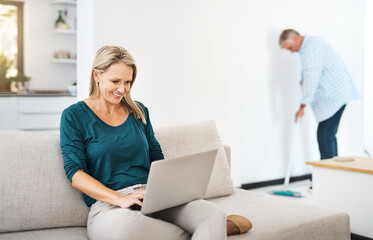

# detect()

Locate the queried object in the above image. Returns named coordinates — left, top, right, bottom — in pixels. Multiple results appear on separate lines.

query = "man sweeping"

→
left=279, top=29, right=360, bottom=160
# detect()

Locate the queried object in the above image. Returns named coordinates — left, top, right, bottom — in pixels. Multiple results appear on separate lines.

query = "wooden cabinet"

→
left=0, top=96, right=76, bottom=134
left=307, top=158, right=373, bottom=238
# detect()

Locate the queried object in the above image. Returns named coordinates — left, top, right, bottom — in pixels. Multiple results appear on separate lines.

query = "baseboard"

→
left=241, top=174, right=312, bottom=190
left=351, top=233, right=373, bottom=240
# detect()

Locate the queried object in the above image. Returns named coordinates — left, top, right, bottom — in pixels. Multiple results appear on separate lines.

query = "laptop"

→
left=140, top=149, right=217, bottom=215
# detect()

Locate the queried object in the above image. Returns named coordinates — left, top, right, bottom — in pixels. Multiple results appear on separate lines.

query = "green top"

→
left=60, top=101, right=164, bottom=207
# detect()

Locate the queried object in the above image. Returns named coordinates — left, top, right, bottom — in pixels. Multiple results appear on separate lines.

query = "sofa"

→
left=0, top=121, right=350, bottom=240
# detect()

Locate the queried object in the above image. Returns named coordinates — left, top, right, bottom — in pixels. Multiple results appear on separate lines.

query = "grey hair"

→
left=279, top=29, right=300, bottom=47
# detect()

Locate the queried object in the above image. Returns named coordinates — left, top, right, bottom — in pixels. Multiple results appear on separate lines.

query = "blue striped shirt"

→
left=299, top=35, right=360, bottom=122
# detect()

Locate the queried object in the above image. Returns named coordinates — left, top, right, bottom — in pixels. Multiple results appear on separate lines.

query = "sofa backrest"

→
left=154, top=120, right=234, bottom=199
left=0, top=130, right=89, bottom=233
left=0, top=120, right=233, bottom=233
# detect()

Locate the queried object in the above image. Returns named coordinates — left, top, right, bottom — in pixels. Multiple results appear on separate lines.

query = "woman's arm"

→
left=139, top=103, right=164, bottom=162
left=71, top=170, right=144, bottom=208
left=60, top=108, right=143, bottom=208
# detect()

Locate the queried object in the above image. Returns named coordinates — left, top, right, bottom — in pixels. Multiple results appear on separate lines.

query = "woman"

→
left=60, top=46, right=251, bottom=240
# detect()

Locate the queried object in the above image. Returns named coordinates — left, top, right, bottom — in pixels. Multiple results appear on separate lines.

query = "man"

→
left=279, top=29, right=360, bottom=160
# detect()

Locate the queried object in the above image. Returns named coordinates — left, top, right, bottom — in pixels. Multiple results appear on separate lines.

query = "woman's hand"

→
left=70, top=170, right=146, bottom=209
left=115, top=189, right=145, bottom=209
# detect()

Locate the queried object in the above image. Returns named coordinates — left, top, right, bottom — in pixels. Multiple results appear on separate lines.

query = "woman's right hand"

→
left=70, top=170, right=146, bottom=208
left=115, top=189, right=145, bottom=209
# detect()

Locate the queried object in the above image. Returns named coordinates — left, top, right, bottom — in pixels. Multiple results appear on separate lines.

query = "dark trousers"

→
left=317, top=105, right=346, bottom=160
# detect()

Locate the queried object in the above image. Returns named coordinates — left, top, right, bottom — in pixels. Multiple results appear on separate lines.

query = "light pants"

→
left=87, top=186, right=227, bottom=240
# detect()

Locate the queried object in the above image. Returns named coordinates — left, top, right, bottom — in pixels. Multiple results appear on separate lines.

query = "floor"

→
left=248, top=179, right=314, bottom=204
left=249, top=180, right=373, bottom=240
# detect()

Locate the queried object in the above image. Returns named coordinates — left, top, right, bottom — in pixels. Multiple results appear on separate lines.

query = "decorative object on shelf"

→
left=8, top=72, right=31, bottom=94
left=55, top=9, right=68, bottom=29
left=54, top=49, right=70, bottom=59
left=67, top=82, right=77, bottom=95
left=51, top=29, right=76, bottom=34
left=50, top=0, right=77, bottom=91
left=52, top=50, right=76, bottom=64
left=0, top=53, right=13, bottom=92
left=51, top=58, right=76, bottom=64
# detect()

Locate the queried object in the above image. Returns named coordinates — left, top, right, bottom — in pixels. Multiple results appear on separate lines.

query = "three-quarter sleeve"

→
left=139, top=104, right=164, bottom=163
left=60, top=109, right=88, bottom=182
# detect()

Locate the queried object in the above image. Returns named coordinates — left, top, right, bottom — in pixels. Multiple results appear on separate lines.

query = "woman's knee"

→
left=192, top=200, right=226, bottom=222
left=88, top=209, right=144, bottom=240
left=89, top=208, right=187, bottom=240
left=208, top=203, right=226, bottom=220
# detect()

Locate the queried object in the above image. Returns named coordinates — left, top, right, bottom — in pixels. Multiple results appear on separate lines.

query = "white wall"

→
left=24, top=0, right=76, bottom=90
left=364, top=0, right=373, bottom=156
left=77, top=0, right=365, bottom=186
left=76, top=0, right=93, bottom=99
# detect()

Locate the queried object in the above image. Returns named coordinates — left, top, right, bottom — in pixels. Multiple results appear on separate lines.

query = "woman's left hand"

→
left=114, top=189, right=145, bottom=209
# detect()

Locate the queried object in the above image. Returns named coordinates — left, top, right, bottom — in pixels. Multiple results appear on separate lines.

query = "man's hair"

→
left=279, top=29, right=300, bottom=47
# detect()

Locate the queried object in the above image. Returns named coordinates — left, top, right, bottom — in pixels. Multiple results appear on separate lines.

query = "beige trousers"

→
left=87, top=186, right=227, bottom=240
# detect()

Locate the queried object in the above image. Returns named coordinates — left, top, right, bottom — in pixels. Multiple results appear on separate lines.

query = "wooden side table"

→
left=306, top=157, right=373, bottom=238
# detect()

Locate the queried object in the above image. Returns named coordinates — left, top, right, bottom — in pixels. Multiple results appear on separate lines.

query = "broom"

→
left=268, top=123, right=304, bottom=198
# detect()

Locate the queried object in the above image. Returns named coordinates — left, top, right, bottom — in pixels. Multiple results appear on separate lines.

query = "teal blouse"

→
left=60, top=101, right=164, bottom=207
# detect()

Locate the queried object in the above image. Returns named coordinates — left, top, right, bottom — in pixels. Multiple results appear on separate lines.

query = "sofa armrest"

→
left=223, top=145, right=231, bottom=169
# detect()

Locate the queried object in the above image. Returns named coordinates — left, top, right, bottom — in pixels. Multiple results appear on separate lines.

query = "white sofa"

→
left=0, top=121, right=350, bottom=240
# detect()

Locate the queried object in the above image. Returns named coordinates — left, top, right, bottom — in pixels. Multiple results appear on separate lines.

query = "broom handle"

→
left=283, top=123, right=299, bottom=191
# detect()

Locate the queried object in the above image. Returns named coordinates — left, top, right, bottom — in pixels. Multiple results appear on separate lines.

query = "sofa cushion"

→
left=0, top=131, right=89, bottom=233
left=155, top=120, right=234, bottom=199
left=209, top=189, right=350, bottom=240
left=0, top=227, right=88, bottom=240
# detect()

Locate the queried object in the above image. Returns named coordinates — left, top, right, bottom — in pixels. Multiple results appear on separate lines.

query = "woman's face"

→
left=94, top=62, right=133, bottom=105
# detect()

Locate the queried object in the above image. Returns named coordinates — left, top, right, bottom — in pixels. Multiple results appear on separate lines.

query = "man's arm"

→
left=300, top=52, right=323, bottom=105
left=295, top=104, right=306, bottom=123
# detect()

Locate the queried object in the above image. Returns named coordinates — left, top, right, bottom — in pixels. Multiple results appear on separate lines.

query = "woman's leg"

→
left=152, top=199, right=227, bottom=240
left=87, top=200, right=190, bottom=240
left=87, top=186, right=190, bottom=240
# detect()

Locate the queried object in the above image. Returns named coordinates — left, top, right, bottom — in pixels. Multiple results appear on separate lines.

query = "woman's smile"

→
left=112, top=92, right=123, bottom=98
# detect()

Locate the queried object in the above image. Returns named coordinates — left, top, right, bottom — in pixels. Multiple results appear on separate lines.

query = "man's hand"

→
left=295, top=104, right=306, bottom=123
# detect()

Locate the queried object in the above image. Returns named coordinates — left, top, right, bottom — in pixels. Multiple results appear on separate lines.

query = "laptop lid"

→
left=141, top=149, right=217, bottom=215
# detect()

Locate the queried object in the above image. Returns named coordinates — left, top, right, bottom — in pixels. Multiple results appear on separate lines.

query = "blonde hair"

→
left=279, top=29, right=300, bottom=47
left=89, top=46, right=146, bottom=124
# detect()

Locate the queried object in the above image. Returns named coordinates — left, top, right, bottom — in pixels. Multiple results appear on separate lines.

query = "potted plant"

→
left=67, top=82, right=77, bottom=95
left=0, top=53, right=13, bottom=92
left=8, top=72, right=31, bottom=93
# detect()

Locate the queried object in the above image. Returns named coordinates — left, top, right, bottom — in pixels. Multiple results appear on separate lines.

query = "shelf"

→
left=51, top=58, right=76, bottom=64
left=51, top=29, right=76, bottom=34
left=50, top=0, right=76, bottom=5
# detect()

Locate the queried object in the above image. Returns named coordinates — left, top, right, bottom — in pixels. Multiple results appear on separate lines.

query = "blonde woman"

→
left=60, top=46, right=251, bottom=240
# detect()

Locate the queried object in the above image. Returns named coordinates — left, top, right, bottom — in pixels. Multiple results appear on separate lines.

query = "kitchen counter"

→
left=1, top=95, right=77, bottom=132
left=0, top=90, right=76, bottom=97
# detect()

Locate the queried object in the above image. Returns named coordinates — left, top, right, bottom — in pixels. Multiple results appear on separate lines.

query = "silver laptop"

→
left=140, top=149, right=217, bottom=215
